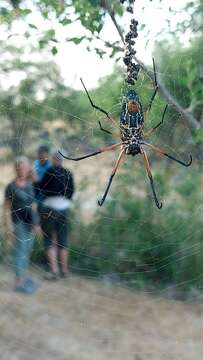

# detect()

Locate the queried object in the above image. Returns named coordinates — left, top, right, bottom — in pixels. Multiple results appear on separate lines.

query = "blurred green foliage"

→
left=25, top=157, right=203, bottom=294
left=68, top=162, right=203, bottom=293
left=156, top=35, right=203, bottom=123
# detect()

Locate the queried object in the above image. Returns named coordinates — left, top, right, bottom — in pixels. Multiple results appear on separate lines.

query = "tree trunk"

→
left=9, top=113, right=24, bottom=156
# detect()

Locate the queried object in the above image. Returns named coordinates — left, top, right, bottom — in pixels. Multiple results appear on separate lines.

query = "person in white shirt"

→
left=36, top=150, right=74, bottom=280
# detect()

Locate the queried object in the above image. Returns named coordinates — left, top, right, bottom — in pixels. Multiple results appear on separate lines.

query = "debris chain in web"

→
left=120, top=0, right=140, bottom=85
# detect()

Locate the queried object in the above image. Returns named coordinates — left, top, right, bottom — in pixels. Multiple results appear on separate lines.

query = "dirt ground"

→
left=0, top=267, right=203, bottom=360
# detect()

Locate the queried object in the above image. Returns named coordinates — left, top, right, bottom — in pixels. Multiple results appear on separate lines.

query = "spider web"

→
left=1, top=4, right=203, bottom=360
left=0, top=64, right=202, bottom=360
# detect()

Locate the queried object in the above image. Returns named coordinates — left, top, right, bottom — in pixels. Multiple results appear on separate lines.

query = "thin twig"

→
left=100, top=0, right=199, bottom=130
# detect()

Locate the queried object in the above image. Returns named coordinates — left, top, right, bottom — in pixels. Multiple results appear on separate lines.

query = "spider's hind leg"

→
left=59, top=142, right=123, bottom=162
left=98, top=149, right=125, bottom=206
left=141, top=148, right=162, bottom=209
left=142, top=142, right=192, bottom=167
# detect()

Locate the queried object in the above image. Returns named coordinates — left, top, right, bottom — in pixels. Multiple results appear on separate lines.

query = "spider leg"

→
left=58, top=142, right=123, bottom=161
left=144, top=104, right=168, bottom=137
left=141, top=148, right=162, bottom=209
left=98, top=148, right=125, bottom=206
left=98, top=120, right=112, bottom=135
left=148, top=58, right=158, bottom=111
left=144, top=58, right=158, bottom=116
left=80, top=78, right=117, bottom=127
left=142, top=142, right=192, bottom=167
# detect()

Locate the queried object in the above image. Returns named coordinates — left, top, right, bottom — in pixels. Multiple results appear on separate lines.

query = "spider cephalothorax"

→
left=59, top=60, right=192, bottom=209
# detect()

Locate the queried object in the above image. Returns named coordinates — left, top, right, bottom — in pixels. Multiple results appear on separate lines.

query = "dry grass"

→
left=0, top=267, right=203, bottom=360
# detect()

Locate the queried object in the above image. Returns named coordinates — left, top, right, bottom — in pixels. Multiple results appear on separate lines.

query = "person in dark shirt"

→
left=4, top=157, right=39, bottom=294
left=36, top=150, right=74, bottom=280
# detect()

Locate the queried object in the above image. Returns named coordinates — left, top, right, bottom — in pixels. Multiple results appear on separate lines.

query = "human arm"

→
left=64, top=170, right=75, bottom=200
left=32, top=204, right=42, bottom=236
left=3, top=199, right=13, bottom=241
left=34, top=168, right=53, bottom=198
left=31, top=160, right=39, bottom=182
left=29, top=168, right=38, bottom=182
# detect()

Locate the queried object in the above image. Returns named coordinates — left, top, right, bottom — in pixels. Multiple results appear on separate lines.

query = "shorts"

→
left=40, top=206, right=69, bottom=250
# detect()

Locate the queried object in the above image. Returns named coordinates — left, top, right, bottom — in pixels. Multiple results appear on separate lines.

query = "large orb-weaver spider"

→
left=60, top=60, right=192, bottom=209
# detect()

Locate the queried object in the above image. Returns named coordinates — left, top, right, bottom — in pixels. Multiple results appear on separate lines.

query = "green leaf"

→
left=50, top=38, right=58, bottom=43
left=46, top=29, right=55, bottom=39
left=28, top=23, right=38, bottom=30
left=113, top=3, right=124, bottom=17
left=24, top=31, right=30, bottom=39
left=194, top=128, right=203, bottom=144
left=51, top=46, right=58, bottom=55
left=110, top=46, right=120, bottom=58
left=39, top=40, right=47, bottom=49
left=42, top=11, right=48, bottom=18
left=60, top=17, right=72, bottom=26
left=20, top=9, right=31, bottom=16
left=95, top=47, right=106, bottom=58
left=66, top=36, right=86, bottom=44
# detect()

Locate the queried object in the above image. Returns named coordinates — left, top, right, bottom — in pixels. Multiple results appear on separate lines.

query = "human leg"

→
left=13, top=222, right=39, bottom=293
left=56, top=210, right=69, bottom=275
left=14, top=221, right=34, bottom=285
left=59, top=248, right=69, bottom=276
left=40, top=208, right=59, bottom=277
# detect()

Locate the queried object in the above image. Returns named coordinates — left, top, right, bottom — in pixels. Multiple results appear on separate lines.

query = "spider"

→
left=59, top=60, right=192, bottom=209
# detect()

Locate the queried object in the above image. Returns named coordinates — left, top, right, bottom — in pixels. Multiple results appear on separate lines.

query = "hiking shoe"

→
left=60, top=271, right=69, bottom=279
left=15, top=278, right=39, bottom=295
left=44, top=272, right=59, bottom=281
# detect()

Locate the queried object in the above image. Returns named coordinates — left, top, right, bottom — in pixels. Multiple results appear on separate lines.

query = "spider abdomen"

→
left=120, top=108, right=144, bottom=128
left=120, top=89, right=144, bottom=129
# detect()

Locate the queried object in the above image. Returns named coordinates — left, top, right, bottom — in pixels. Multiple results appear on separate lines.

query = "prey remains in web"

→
left=59, top=1, right=192, bottom=209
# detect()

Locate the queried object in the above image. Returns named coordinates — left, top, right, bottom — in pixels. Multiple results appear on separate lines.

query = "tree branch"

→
left=101, top=0, right=200, bottom=130
left=135, top=57, right=200, bottom=130
left=100, top=0, right=125, bottom=43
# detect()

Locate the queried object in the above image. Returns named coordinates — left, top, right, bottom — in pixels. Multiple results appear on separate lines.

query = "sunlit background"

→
left=2, top=0, right=190, bottom=88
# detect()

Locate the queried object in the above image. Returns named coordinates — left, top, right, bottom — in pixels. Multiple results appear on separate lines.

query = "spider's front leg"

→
left=80, top=78, right=117, bottom=128
left=98, top=120, right=113, bottom=135
left=81, top=78, right=120, bottom=137
left=144, top=104, right=168, bottom=137
left=143, top=59, right=160, bottom=137
left=146, top=58, right=158, bottom=113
